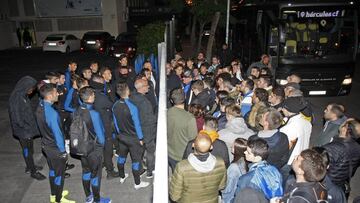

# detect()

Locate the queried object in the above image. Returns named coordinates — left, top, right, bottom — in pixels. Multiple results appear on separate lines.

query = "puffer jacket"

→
left=323, top=137, right=351, bottom=188
left=170, top=153, right=227, bottom=203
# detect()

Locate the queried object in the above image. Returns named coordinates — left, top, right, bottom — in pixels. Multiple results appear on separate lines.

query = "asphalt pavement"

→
left=0, top=47, right=360, bottom=202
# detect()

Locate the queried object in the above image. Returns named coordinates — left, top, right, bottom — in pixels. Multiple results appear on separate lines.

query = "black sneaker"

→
left=30, top=171, right=46, bottom=181
left=25, top=165, right=43, bottom=174
left=65, top=163, right=75, bottom=171
left=64, top=172, right=71, bottom=179
left=106, top=170, right=120, bottom=179
left=139, top=169, right=146, bottom=178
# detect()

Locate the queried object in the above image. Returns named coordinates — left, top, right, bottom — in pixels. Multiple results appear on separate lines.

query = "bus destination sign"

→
left=297, top=10, right=344, bottom=18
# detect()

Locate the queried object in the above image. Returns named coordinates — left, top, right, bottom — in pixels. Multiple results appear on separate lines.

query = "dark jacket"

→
left=130, top=92, right=157, bottom=142
left=191, top=89, right=215, bottom=112
left=218, top=48, right=233, bottom=66
left=144, top=80, right=158, bottom=114
left=8, top=76, right=39, bottom=139
left=217, top=113, right=227, bottom=131
left=54, top=84, right=67, bottom=111
left=323, top=137, right=351, bottom=188
left=104, top=81, right=117, bottom=102
left=91, top=83, right=114, bottom=139
left=250, top=130, right=289, bottom=170
left=182, top=138, right=230, bottom=168
left=36, top=100, right=66, bottom=153
left=285, top=175, right=344, bottom=203
left=114, top=73, right=135, bottom=93
left=323, top=175, right=346, bottom=203
left=167, top=72, right=182, bottom=93
left=282, top=181, right=327, bottom=203
left=314, top=116, right=347, bottom=147
left=342, top=138, right=360, bottom=177
left=112, top=98, right=143, bottom=141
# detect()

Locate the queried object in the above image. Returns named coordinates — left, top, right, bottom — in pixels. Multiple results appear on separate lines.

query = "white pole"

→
left=225, top=0, right=230, bottom=44
left=153, top=42, right=168, bottom=203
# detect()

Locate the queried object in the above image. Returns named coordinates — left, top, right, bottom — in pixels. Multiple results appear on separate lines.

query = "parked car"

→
left=42, top=34, right=80, bottom=53
left=109, top=32, right=137, bottom=58
left=80, top=31, right=114, bottom=54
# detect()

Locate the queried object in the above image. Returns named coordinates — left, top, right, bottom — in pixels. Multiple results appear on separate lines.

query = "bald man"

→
left=130, top=78, right=157, bottom=178
left=170, top=133, right=227, bottom=203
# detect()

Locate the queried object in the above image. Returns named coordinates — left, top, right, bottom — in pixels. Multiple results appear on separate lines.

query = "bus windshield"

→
left=278, top=6, right=355, bottom=59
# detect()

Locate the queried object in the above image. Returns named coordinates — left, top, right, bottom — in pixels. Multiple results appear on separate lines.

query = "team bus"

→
left=233, top=1, right=358, bottom=96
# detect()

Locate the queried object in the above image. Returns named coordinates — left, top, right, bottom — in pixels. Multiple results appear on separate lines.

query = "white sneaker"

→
left=119, top=173, right=129, bottom=184
left=134, top=181, right=150, bottom=190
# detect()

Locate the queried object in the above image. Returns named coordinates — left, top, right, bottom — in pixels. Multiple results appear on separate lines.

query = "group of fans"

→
left=7, top=48, right=360, bottom=203
left=166, top=51, right=360, bottom=203
left=8, top=55, right=157, bottom=203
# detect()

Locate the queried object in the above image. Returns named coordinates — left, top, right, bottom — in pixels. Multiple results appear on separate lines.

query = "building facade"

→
left=0, top=0, right=127, bottom=50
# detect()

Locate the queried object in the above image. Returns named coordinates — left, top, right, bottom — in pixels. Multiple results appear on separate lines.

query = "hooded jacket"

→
left=170, top=153, right=227, bottom=203
left=219, top=117, right=254, bottom=161
left=182, top=130, right=230, bottom=168
left=8, top=76, right=39, bottom=139
left=251, top=130, right=290, bottom=170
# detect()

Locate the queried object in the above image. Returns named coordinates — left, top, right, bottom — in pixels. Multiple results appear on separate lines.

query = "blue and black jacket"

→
left=82, top=103, right=105, bottom=146
left=64, top=87, right=81, bottom=112
left=64, top=68, right=72, bottom=91
left=36, top=100, right=66, bottom=153
left=112, top=98, right=144, bottom=140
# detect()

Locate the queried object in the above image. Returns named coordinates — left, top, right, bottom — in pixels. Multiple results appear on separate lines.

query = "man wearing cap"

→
left=280, top=97, right=312, bottom=180
left=284, top=82, right=301, bottom=98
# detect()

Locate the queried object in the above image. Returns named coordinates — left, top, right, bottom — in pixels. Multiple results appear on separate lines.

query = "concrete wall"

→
left=0, top=22, right=14, bottom=50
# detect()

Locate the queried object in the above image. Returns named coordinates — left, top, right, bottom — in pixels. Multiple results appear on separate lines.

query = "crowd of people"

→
left=166, top=51, right=360, bottom=203
left=7, top=47, right=360, bottom=203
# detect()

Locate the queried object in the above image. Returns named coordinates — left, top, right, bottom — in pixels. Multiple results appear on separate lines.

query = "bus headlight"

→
left=342, top=78, right=352, bottom=85
left=276, top=79, right=288, bottom=85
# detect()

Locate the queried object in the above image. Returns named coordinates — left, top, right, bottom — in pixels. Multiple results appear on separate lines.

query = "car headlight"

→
left=128, top=47, right=133, bottom=51
left=342, top=78, right=352, bottom=85
left=276, top=79, right=288, bottom=85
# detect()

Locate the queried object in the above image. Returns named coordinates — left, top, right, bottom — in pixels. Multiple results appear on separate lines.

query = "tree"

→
left=136, top=22, right=166, bottom=56
left=189, top=0, right=226, bottom=59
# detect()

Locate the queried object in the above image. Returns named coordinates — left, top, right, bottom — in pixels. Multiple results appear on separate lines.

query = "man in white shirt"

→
left=280, top=97, right=312, bottom=180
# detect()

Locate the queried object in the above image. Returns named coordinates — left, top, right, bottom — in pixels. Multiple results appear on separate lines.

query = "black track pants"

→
left=43, top=147, right=67, bottom=202
left=81, top=147, right=103, bottom=202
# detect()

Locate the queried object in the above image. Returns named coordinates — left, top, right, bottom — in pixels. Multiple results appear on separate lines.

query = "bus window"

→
left=279, top=7, right=355, bottom=59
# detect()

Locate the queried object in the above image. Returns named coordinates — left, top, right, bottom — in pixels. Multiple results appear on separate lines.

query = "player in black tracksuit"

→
left=89, top=75, right=119, bottom=178
left=35, top=84, right=75, bottom=203
left=78, top=87, right=110, bottom=203
left=112, top=82, right=149, bottom=189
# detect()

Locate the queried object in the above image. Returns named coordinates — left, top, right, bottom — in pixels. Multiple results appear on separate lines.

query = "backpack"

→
left=287, top=182, right=328, bottom=203
left=69, top=106, right=96, bottom=156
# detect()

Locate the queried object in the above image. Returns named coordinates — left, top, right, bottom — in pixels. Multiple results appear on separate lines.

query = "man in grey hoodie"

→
left=219, top=104, right=254, bottom=161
